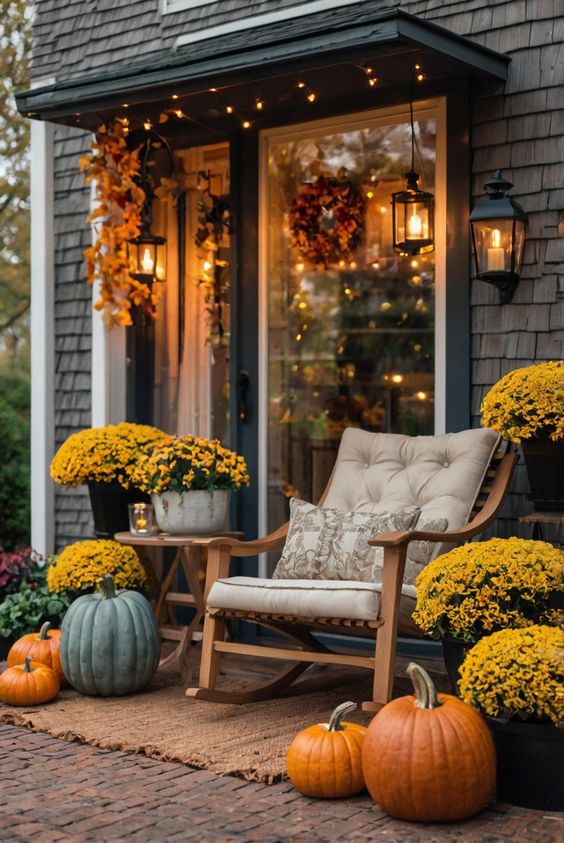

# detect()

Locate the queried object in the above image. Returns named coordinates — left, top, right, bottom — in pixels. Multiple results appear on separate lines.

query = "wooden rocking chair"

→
left=187, top=428, right=517, bottom=712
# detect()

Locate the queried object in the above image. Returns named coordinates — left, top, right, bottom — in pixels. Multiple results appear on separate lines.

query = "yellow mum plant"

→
left=459, top=626, right=564, bottom=724
left=50, top=422, right=168, bottom=488
left=47, top=539, right=147, bottom=595
left=131, top=435, right=250, bottom=495
left=414, top=537, right=563, bottom=643
left=481, top=361, right=564, bottom=443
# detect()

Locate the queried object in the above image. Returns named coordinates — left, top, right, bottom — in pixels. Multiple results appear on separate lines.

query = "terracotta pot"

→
left=486, top=716, right=564, bottom=810
left=521, top=438, right=564, bottom=511
left=152, top=490, right=230, bottom=535
left=88, top=481, right=150, bottom=539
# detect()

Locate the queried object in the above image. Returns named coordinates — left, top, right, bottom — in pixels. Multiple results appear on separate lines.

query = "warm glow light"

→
left=144, top=120, right=153, bottom=131
left=344, top=287, right=352, bottom=295
left=209, top=87, right=217, bottom=92
left=122, top=103, right=129, bottom=108
left=371, top=261, right=380, bottom=269
left=416, top=73, right=424, bottom=82
left=226, top=104, right=234, bottom=114
left=295, top=262, right=305, bottom=272
left=379, top=206, right=387, bottom=214
left=172, top=94, right=179, bottom=100
left=366, top=190, right=374, bottom=199
left=141, top=248, right=153, bottom=274
left=391, top=374, right=404, bottom=384
left=298, top=301, right=307, bottom=309
left=380, top=301, right=391, bottom=311
left=368, top=78, right=377, bottom=87
left=256, top=98, right=264, bottom=110
left=365, top=67, right=373, bottom=74
left=491, top=228, right=501, bottom=248
left=307, top=92, right=316, bottom=102
left=407, top=213, right=423, bottom=237
left=416, top=391, right=428, bottom=400
left=349, top=261, right=357, bottom=269
left=203, top=260, right=212, bottom=272
left=297, top=81, right=306, bottom=88
left=174, top=109, right=184, bottom=118
left=242, top=120, right=252, bottom=129
left=296, top=333, right=302, bottom=341
left=338, top=260, right=346, bottom=267
left=410, top=259, right=418, bottom=268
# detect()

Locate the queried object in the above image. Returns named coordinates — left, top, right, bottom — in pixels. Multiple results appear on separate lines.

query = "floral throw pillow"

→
left=403, top=518, right=449, bottom=587
left=273, top=499, right=421, bottom=584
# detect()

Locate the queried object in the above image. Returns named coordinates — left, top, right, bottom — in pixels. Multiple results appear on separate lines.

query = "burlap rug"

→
left=0, top=658, right=445, bottom=783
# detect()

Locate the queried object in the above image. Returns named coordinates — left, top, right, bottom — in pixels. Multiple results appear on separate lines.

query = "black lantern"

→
left=129, top=223, right=166, bottom=282
left=392, top=94, right=434, bottom=255
left=470, top=170, right=527, bottom=304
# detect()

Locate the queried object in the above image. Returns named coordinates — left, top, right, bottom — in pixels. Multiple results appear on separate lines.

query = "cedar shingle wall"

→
left=53, top=124, right=94, bottom=550
left=31, top=1, right=563, bottom=547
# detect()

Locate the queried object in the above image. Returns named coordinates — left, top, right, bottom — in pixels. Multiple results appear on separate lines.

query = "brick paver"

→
left=1, top=725, right=562, bottom=842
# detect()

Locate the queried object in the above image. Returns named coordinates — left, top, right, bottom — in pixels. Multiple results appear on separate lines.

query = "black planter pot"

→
left=87, top=481, right=150, bottom=539
left=0, top=637, right=14, bottom=662
left=441, top=635, right=475, bottom=695
left=487, top=716, right=564, bottom=810
left=522, top=438, right=564, bottom=511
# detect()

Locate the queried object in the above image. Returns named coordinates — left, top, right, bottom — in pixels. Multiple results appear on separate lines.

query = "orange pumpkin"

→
left=0, top=657, right=60, bottom=706
left=362, top=662, right=496, bottom=822
left=287, top=701, right=367, bottom=798
left=7, top=622, right=66, bottom=685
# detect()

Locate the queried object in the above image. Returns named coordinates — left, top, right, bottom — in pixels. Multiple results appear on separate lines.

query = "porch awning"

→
left=16, top=7, right=508, bottom=126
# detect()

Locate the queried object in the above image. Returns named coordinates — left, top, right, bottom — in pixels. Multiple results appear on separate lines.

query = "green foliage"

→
left=0, top=565, right=71, bottom=642
left=0, top=368, right=30, bottom=548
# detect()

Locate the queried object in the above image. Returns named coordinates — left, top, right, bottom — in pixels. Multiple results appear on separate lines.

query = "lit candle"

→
left=141, top=248, right=153, bottom=274
left=407, top=212, right=423, bottom=238
left=487, top=228, right=505, bottom=271
left=136, top=516, right=147, bottom=532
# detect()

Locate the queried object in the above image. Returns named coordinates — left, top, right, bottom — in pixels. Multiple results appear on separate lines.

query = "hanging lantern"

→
left=391, top=91, right=434, bottom=256
left=392, top=170, right=434, bottom=255
left=129, top=225, right=166, bottom=282
left=470, top=170, right=527, bottom=304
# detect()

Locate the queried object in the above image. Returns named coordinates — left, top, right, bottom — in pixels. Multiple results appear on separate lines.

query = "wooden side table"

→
left=115, top=531, right=242, bottom=680
left=519, top=511, right=564, bottom=544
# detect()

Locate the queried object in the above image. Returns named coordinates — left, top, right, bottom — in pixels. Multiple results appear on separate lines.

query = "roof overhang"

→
left=16, top=6, right=509, bottom=126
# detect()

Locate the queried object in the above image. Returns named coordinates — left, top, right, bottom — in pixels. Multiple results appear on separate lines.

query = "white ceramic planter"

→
left=152, top=490, right=230, bottom=535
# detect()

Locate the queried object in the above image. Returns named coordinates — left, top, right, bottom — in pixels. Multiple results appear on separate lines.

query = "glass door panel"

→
left=262, top=107, right=437, bottom=554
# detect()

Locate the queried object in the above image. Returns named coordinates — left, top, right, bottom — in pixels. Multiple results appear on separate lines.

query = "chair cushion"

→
left=208, top=576, right=417, bottom=622
left=322, top=427, right=500, bottom=563
left=272, top=499, right=420, bottom=582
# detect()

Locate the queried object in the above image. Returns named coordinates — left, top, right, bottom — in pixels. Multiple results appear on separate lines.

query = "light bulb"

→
left=416, top=391, right=427, bottom=400
left=307, top=92, right=316, bottom=103
left=143, top=120, right=152, bottom=131
left=203, top=260, right=212, bottom=272
left=141, top=248, right=153, bottom=274
left=172, top=94, right=179, bottom=100
left=226, top=105, right=234, bottom=114
left=242, top=120, right=252, bottom=129
left=407, top=213, right=423, bottom=237
left=256, top=98, right=264, bottom=110
left=391, top=374, right=404, bottom=384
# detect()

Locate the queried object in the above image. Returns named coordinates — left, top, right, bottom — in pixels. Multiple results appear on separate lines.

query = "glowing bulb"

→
left=391, top=374, right=404, bottom=384
left=209, top=87, right=217, bottom=92
left=407, top=213, right=423, bottom=237
left=298, top=301, right=307, bottom=310
left=366, top=190, right=374, bottom=199
left=491, top=228, right=501, bottom=248
left=414, top=64, right=421, bottom=70
left=296, top=333, right=302, bottom=341
left=141, top=248, right=153, bottom=274
left=417, top=72, right=424, bottom=82
left=242, top=120, right=252, bottom=129
left=295, top=262, right=305, bottom=272
left=368, top=78, right=377, bottom=87
left=226, top=104, right=234, bottom=114
left=365, top=67, right=373, bottom=75
left=344, top=287, right=352, bottom=295
left=203, top=260, right=212, bottom=272
left=297, top=81, right=306, bottom=88
left=143, top=120, right=152, bottom=131
left=122, top=103, right=129, bottom=108
left=172, top=94, right=179, bottom=100
left=410, top=259, right=418, bottom=268
left=371, top=262, right=380, bottom=269
left=380, top=301, right=391, bottom=311
left=338, top=260, right=346, bottom=268
left=416, top=391, right=428, bottom=401
left=174, top=109, right=184, bottom=118
left=349, top=261, right=357, bottom=269
left=307, top=92, right=316, bottom=103
left=379, top=206, right=387, bottom=214
left=256, top=98, right=264, bottom=110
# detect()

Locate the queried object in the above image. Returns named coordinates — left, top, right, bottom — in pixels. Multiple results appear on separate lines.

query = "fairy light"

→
left=415, top=64, right=425, bottom=82
left=366, top=190, right=374, bottom=199
left=225, top=104, right=234, bottom=114
left=391, top=374, right=404, bottom=384
left=203, top=260, right=212, bottom=272
left=307, top=92, right=316, bottom=103
left=368, top=77, right=378, bottom=87
left=122, top=103, right=129, bottom=108
left=297, top=81, right=306, bottom=89
left=209, top=87, right=217, bottom=92
left=255, top=98, right=264, bottom=110
left=144, top=119, right=153, bottom=131
left=241, top=119, right=252, bottom=129
left=172, top=94, right=179, bottom=100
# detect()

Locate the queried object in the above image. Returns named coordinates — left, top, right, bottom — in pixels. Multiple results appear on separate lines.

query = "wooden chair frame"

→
left=187, top=447, right=517, bottom=712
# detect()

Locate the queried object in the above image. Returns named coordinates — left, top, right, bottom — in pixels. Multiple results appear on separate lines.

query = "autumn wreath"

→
left=289, top=172, right=366, bottom=269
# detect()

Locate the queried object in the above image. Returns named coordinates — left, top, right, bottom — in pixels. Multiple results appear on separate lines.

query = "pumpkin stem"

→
left=327, top=701, right=357, bottom=731
left=99, top=574, right=116, bottom=600
left=24, top=656, right=33, bottom=673
left=407, top=662, right=441, bottom=710
left=39, top=621, right=52, bottom=640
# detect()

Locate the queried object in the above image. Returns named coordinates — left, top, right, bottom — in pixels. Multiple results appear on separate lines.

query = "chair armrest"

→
left=191, top=521, right=289, bottom=558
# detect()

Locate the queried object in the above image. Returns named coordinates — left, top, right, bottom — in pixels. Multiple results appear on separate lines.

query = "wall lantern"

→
left=392, top=95, right=434, bottom=255
left=129, top=222, right=166, bottom=282
left=470, top=170, right=527, bottom=304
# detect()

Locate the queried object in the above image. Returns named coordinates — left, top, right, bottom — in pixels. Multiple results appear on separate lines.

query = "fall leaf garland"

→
left=80, top=119, right=153, bottom=328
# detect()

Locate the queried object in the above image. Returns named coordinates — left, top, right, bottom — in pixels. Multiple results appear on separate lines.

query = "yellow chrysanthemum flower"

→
left=481, top=361, right=564, bottom=442
left=50, top=422, right=167, bottom=488
left=414, top=537, right=563, bottom=641
left=130, top=435, right=250, bottom=495
left=459, top=625, right=564, bottom=724
left=47, top=539, right=148, bottom=594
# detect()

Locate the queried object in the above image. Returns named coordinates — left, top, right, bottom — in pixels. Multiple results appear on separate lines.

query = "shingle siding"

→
left=31, top=1, right=564, bottom=548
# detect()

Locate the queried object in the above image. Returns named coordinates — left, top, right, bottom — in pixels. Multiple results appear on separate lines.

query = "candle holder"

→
left=128, top=502, right=155, bottom=536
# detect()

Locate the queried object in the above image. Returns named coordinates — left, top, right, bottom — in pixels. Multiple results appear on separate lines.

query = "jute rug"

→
left=0, top=658, right=446, bottom=783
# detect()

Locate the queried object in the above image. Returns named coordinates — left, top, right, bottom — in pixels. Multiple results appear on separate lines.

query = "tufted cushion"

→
left=322, top=428, right=500, bottom=564
left=208, top=576, right=417, bottom=622
left=272, top=499, right=420, bottom=582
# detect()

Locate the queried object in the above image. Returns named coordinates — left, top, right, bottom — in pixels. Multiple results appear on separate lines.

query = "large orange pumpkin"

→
left=362, top=662, right=496, bottom=822
left=286, top=701, right=367, bottom=798
left=0, top=657, right=60, bottom=706
left=7, top=622, right=65, bottom=685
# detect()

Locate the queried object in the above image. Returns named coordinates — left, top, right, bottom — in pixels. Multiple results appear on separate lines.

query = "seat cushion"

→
left=208, top=576, right=417, bottom=622
left=322, top=427, right=500, bottom=563
left=272, top=499, right=420, bottom=582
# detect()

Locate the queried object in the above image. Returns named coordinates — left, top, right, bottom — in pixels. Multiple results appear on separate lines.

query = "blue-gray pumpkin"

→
left=60, top=574, right=160, bottom=696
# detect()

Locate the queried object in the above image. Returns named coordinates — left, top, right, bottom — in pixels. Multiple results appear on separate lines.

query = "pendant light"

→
left=392, top=85, right=434, bottom=256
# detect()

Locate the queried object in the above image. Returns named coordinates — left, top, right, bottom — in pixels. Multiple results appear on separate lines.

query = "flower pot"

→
left=486, top=716, right=564, bottom=810
left=441, top=635, right=475, bottom=694
left=521, top=438, right=564, bottom=511
left=0, top=637, right=14, bottom=662
left=88, top=481, right=150, bottom=539
left=152, top=490, right=230, bottom=535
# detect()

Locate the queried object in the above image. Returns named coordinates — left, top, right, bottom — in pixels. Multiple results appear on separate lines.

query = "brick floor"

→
left=1, top=725, right=563, bottom=842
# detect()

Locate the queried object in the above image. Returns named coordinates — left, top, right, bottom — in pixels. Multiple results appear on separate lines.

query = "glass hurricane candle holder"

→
left=128, top=502, right=155, bottom=536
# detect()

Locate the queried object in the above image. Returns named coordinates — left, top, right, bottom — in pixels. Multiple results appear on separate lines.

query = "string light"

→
left=255, top=98, right=264, bottom=110
left=307, top=92, right=316, bottom=103
left=172, top=94, right=179, bottom=100
left=241, top=119, right=252, bottom=129
left=143, top=119, right=153, bottom=130
left=415, top=64, right=425, bottom=82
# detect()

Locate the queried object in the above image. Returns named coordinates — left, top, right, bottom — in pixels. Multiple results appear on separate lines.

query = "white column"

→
left=30, top=120, right=55, bottom=556
left=90, top=179, right=127, bottom=426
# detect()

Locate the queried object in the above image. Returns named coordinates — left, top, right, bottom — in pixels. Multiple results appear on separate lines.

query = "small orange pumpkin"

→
left=362, top=662, right=496, bottom=822
left=287, top=701, right=367, bottom=798
left=7, top=622, right=65, bottom=684
left=0, top=657, right=60, bottom=706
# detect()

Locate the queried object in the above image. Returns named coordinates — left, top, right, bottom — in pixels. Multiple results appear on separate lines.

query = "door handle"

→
left=236, top=369, right=250, bottom=423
